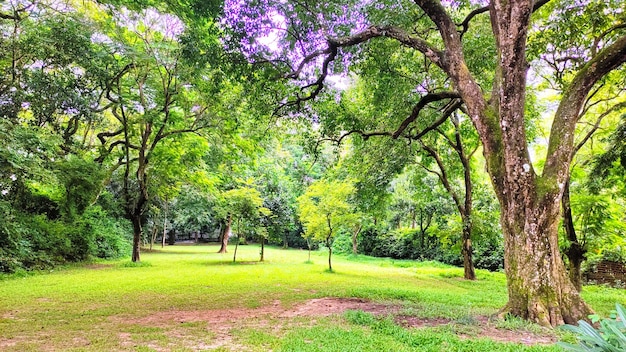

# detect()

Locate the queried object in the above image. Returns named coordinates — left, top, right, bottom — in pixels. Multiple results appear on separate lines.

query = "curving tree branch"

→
left=544, top=34, right=626, bottom=183
left=278, top=24, right=445, bottom=113
left=392, top=92, right=460, bottom=138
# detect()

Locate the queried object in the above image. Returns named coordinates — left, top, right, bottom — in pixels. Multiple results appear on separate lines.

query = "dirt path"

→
left=112, top=297, right=556, bottom=350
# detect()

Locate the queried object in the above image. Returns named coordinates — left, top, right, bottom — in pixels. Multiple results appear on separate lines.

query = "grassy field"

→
left=0, top=244, right=623, bottom=351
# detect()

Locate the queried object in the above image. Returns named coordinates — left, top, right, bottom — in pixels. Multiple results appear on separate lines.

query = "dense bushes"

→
left=353, top=227, right=504, bottom=271
left=0, top=204, right=132, bottom=274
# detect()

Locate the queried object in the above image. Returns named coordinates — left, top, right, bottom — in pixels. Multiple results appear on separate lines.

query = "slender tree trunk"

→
left=162, top=214, right=167, bottom=249
left=307, top=238, right=312, bottom=262
left=325, top=216, right=333, bottom=271
left=562, top=180, right=586, bottom=291
left=149, top=226, right=157, bottom=251
left=131, top=213, right=142, bottom=262
left=461, top=215, right=475, bottom=280
left=567, top=253, right=585, bottom=292
left=351, top=224, right=362, bottom=255
left=233, top=237, right=239, bottom=263
left=418, top=210, right=429, bottom=249
left=218, top=215, right=231, bottom=253
left=160, top=198, right=168, bottom=247
left=421, top=135, right=475, bottom=280
left=233, top=219, right=240, bottom=262
left=260, top=238, right=265, bottom=262
left=326, top=235, right=333, bottom=271
left=282, top=233, right=288, bottom=249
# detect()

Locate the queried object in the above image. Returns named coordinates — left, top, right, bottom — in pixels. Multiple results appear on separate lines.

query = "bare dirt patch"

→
left=84, top=263, right=113, bottom=270
left=115, top=297, right=392, bottom=327
left=279, top=297, right=392, bottom=318
left=111, top=298, right=557, bottom=349
left=397, top=314, right=557, bottom=346
left=395, top=315, right=452, bottom=328
left=469, top=326, right=557, bottom=345
left=109, top=297, right=394, bottom=351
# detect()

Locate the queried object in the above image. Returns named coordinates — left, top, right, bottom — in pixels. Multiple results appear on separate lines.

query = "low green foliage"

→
left=0, top=204, right=131, bottom=273
left=559, top=303, right=626, bottom=351
left=496, top=313, right=546, bottom=334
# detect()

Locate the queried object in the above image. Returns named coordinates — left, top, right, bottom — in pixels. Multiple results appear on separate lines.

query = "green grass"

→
left=0, top=244, right=621, bottom=351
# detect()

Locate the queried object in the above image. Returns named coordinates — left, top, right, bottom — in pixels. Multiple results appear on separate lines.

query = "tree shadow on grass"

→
left=202, top=260, right=266, bottom=266
left=142, top=248, right=214, bottom=255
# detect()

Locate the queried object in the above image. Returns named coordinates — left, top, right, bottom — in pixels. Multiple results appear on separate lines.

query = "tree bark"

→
left=260, top=238, right=265, bottom=262
left=131, top=213, right=142, bottom=262
left=159, top=197, right=167, bottom=248
left=461, top=216, right=475, bottom=280
left=149, top=226, right=157, bottom=251
left=282, top=233, right=288, bottom=249
left=217, top=215, right=231, bottom=253
left=307, top=238, right=312, bottom=262
left=233, top=219, right=241, bottom=262
left=351, top=224, right=362, bottom=255
left=499, top=189, right=592, bottom=326
left=326, top=235, right=333, bottom=271
left=233, top=237, right=239, bottom=262
left=562, top=180, right=586, bottom=291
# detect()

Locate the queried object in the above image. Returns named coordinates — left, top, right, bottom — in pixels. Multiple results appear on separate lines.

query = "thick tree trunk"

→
left=217, top=215, right=231, bottom=253
left=562, top=180, right=586, bottom=291
left=499, top=192, right=592, bottom=326
left=131, top=213, right=142, bottom=262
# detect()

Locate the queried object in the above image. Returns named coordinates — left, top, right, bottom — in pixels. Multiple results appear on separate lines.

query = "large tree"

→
left=89, top=4, right=228, bottom=262
left=227, top=0, right=626, bottom=325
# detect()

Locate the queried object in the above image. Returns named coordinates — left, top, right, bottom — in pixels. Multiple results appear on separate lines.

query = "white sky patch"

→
left=27, top=60, right=45, bottom=70
left=255, top=12, right=287, bottom=52
left=327, top=74, right=352, bottom=91
left=116, top=7, right=185, bottom=40
left=91, top=32, right=113, bottom=45
left=256, top=33, right=281, bottom=52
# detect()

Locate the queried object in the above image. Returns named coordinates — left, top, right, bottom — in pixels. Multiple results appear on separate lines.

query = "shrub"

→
left=332, top=230, right=353, bottom=254
left=473, top=240, right=504, bottom=271
left=79, top=206, right=132, bottom=259
left=0, top=203, right=132, bottom=274
left=559, top=303, right=626, bottom=351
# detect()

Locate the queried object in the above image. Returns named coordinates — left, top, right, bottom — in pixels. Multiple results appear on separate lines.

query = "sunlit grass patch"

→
left=0, top=243, right=622, bottom=351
